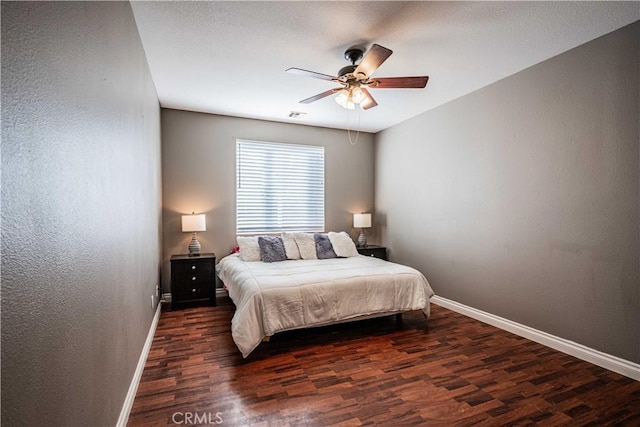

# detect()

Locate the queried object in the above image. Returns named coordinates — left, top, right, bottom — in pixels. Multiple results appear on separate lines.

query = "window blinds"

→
left=236, top=139, right=325, bottom=234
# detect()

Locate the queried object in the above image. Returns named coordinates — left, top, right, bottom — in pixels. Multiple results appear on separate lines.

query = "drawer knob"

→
left=192, top=288, right=196, bottom=293
left=192, top=277, right=197, bottom=281
left=191, top=265, right=196, bottom=270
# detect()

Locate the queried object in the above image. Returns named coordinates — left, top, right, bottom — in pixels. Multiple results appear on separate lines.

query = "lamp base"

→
left=188, top=232, right=201, bottom=256
left=357, top=230, right=367, bottom=248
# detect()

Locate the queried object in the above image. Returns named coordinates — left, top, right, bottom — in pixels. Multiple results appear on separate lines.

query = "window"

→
left=236, top=139, right=324, bottom=234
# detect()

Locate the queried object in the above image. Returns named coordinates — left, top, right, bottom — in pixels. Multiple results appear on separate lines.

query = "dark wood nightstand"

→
left=171, top=253, right=216, bottom=309
left=357, top=245, right=387, bottom=261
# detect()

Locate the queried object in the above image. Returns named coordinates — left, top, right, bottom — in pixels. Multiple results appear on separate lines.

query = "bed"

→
left=217, top=252, right=435, bottom=357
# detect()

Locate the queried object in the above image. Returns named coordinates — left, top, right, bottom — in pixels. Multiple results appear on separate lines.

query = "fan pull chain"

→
left=346, top=107, right=360, bottom=145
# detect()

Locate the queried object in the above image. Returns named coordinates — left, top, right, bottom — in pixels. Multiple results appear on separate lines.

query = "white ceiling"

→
left=130, top=2, right=640, bottom=133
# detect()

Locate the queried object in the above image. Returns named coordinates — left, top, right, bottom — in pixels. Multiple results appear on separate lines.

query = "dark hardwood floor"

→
left=128, top=297, right=640, bottom=426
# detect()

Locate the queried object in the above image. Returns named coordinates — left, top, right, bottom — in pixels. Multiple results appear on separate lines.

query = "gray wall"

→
left=375, top=22, right=639, bottom=363
left=161, top=109, right=374, bottom=292
left=1, top=2, right=161, bottom=426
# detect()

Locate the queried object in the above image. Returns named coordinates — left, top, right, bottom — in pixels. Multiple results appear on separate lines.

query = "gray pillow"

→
left=258, top=236, right=287, bottom=263
left=314, top=233, right=337, bottom=259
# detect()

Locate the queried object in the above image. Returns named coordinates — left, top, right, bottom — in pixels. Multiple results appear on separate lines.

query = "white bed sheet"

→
left=217, top=254, right=435, bottom=357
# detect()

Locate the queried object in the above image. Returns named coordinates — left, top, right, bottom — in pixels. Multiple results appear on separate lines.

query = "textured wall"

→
left=1, top=2, right=161, bottom=425
left=161, top=109, right=374, bottom=292
left=375, top=22, right=639, bottom=363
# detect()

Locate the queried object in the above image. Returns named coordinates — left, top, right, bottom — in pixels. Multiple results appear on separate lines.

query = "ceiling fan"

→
left=287, top=44, right=429, bottom=110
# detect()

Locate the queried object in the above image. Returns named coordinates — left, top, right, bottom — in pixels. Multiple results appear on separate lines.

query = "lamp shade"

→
left=181, top=214, right=206, bottom=232
left=353, top=213, right=372, bottom=229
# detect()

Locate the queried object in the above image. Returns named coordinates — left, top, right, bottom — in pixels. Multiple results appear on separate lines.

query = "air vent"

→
left=288, top=111, right=307, bottom=118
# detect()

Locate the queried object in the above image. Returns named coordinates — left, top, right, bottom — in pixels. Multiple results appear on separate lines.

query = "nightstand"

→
left=357, top=245, right=387, bottom=261
left=170, top=253, right=216, bottom=309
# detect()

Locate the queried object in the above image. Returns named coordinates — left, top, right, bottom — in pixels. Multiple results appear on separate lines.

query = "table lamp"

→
left=353, top=213, right=372, bottom=247
left=182, top=213, right=206, bottom=256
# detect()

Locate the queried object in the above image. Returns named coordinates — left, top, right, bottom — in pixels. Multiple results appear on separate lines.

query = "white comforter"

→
left=217, top=254, right=435, bottom=357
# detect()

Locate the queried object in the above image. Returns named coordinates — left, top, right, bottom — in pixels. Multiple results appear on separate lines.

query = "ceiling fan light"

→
left=351, top=87, right=365, bottom=104
left=335, top=89, right=350, bottom=108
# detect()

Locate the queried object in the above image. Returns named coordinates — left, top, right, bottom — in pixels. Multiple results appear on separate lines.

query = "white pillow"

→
left=237, top=236, right=261, bottom=262
left=292, top=232, right=317, bottom=260
left=328, top=231, right=359, bottom=257
left=281, top=232, right=301, bottom=260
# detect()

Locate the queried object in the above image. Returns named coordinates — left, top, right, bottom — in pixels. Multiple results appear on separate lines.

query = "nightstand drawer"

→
left=173, top=279, right=209, bottom=301
left=173, top=260, right=213, bottom=278
left=357, top=246, right=387, bottom=261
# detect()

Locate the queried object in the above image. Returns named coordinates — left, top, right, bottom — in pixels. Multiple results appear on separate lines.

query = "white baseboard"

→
left=162, top=288, right=228, bottom=304
left=430, top=295, right=639, bottom=381
left=116, top=301, right=162, bottom=427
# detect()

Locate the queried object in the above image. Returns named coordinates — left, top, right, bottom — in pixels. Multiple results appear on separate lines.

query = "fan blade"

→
left=286, top=67, right=337, bottom=81
left=369, top=76, right=429, bottom=89
left=299, top=88, right=341, bottom=104
left=354, top=44, right=393, bottom=78
left=360, top=88, right=378, bottom=110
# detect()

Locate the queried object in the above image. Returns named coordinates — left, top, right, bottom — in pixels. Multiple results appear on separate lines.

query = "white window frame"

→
left=236, top=139, right=325, bottom=234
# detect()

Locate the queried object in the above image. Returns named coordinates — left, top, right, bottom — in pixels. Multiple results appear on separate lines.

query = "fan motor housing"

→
left=337, top=64, right=357, bottom=77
